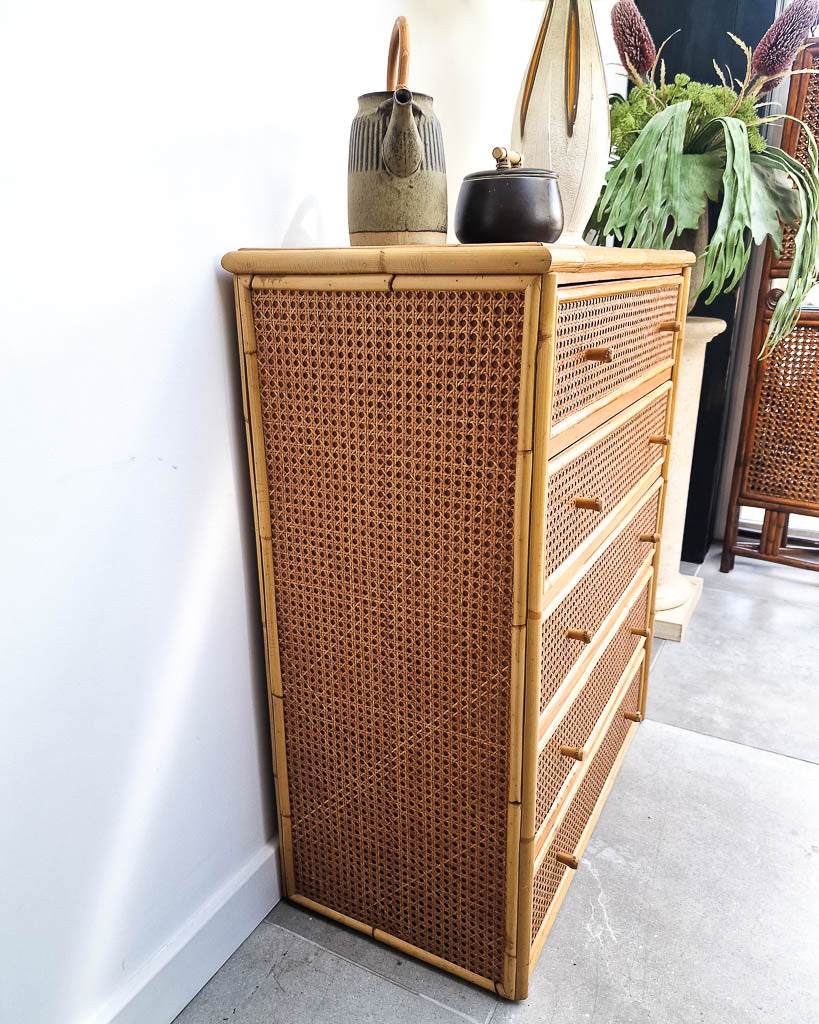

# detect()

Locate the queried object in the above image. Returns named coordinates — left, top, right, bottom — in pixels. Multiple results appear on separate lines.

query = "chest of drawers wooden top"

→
left=223, top=243, right=694, bottom=999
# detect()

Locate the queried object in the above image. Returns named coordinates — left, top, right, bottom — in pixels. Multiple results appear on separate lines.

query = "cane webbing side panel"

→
left=551, top=286, right=678, bottom=426
left=742, top=319, right=819, bottom=508
left=543, top=392, right=668, bottom=580
left=530, top=668, right=640, bottom=941
left=539, top=489, right=660, bottom=712
left=535, top=583, right=648, bottom=828
left=776, top=46, right=819, bottom=270
left=250, top=286, right=527, bottom=985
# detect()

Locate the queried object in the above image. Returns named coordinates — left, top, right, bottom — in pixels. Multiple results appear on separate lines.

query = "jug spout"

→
left=383, top=88, right=423, bottom=178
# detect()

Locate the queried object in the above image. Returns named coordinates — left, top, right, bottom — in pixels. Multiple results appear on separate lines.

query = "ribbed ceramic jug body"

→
left=348, top=91, right=447, bottom=246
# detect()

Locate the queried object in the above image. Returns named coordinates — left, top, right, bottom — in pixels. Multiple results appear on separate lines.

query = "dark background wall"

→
left=637, top=0, right=778, bottom=562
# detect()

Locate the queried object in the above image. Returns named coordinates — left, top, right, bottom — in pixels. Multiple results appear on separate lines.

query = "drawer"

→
left=530, top=664, right=642, bottom=944
left=551, top=280, right=681, bottom=430
left=535, top=578, right=649, bottom=831
left=542, top=386, right=669, bottom=587
left=538, top=482, right=660, bottom=714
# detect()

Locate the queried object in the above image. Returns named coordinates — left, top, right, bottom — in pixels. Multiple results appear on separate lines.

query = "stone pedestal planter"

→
left=655, top=317, right=726, bottom=641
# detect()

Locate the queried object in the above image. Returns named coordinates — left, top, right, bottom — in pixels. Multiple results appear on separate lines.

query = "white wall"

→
left=0, top=3, right=620, bottom=1023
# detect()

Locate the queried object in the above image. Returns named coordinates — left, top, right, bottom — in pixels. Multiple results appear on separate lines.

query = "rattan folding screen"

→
left=223, top=244, right=693, bottom=999
left=722, top=40, right=819, bottom=572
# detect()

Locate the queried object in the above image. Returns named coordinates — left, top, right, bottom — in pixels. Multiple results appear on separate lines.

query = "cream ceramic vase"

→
left=511, top=0, right=610, bottom=244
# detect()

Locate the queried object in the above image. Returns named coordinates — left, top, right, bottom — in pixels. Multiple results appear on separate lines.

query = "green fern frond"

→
left=757, top=120, right=819, bottom=355
left=699, top=119, right=753, bottom=302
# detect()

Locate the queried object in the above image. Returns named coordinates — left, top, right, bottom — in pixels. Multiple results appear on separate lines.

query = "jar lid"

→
left=463, top=167, right=558, bottom=182
left=463, top=146, right=557, bottom=182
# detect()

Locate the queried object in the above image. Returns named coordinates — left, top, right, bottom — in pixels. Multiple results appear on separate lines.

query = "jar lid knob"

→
left=493, top=146, right=522, bottom=169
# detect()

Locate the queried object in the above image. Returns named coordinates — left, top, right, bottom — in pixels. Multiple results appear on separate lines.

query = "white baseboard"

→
left=86, top=840, right=281, bottom=1024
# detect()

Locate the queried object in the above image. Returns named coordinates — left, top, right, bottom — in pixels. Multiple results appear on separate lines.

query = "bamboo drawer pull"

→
left=559, top=745, right=585, bottom=762
left=658, top=320, right=682, bottom=333
left=623, top=710, right=644, bottom=722
left=631, top=626, right=650, bottom=638
left=555, top=850, right=579, bottom=870
left=565, top=628, right=592, bottom=643
left=639, top=533, right=661, bottom=543
left=573, top=497, right=603, bottom=512
left=581, top=346, right=613, bottom=363
left=649, top=434, right=671, bottom=446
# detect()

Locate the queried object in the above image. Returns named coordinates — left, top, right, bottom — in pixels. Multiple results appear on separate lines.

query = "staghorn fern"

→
left=591, top=8, right=819, bottom=353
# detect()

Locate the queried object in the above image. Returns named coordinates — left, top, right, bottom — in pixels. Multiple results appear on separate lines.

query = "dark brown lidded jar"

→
left=454, top=147, right=563, bottom=244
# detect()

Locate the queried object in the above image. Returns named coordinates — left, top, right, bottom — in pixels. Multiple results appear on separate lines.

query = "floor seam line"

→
left=266, top=920, right=484, bottom=1023
left=645, top=719, right=819, bottom=766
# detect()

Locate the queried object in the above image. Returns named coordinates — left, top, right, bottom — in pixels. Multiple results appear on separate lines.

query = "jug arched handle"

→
left=386, top=16, right=410, bottom=91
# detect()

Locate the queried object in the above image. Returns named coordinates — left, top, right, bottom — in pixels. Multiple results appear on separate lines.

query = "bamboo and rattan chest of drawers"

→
left=223, top=244, right=693, bottom=999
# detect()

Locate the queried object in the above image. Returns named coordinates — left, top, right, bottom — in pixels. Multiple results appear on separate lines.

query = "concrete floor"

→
left=174, top=548, right=819, bottom=1024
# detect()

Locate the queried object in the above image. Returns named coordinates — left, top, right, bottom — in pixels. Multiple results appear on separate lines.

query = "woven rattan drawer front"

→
left=539, top=486, right=660, bottom=713
left=251, top=286, right=528, bottom=986
left=531, top=666, right=641, bottom=943
left=543, top=389, right=668, bottom=585
left=743, top=318, right=819, bottom=506
left=535, top=580, right=649, bottom=829
left=551, top=284, right=679, bottom=428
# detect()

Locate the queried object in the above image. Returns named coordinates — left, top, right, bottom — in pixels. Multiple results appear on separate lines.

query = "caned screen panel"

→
left=543, top=391, right=668, bottom=581
left=776, top=47, right=819, bottom=270
left=536, top=584, right=648, bottom=828
left=250, top=286, right=527, bottom=984
left=530, top=666, right=641, bottom=942
left=743, top=319, right=819, bottom=508
left=551, top=286, right=678, bottom=426
left=539, top=488, right=660, bottom=713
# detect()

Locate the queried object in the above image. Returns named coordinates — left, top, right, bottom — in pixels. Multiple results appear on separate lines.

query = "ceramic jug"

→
left=348, top=17, right=447, bottom=246
left=510, top=0, right=609, bottom=243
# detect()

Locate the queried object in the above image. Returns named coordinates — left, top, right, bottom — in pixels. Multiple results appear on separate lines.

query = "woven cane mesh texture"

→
left=251, top=287, right=526, bottom=984
left=531, top=669, right=641, bottom=941
left=551, top=287, right=678, bottom=425
left=779, top=50, right=819, bottom=267
left=535, top=585, right=648, bottom=828
left=543, top=393, right=668, bottom=580
left=744, top=321, right=819, bottom=507
left=539, top=490, right=660, bottom=712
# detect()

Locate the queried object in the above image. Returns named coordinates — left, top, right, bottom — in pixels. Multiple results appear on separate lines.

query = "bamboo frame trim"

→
left=641, top=265, right=690, bottom=715
left=512, top=454, right=534, bottom=628
left=235, top=277, right=295, bottom=895
left=288, top=894, right=501, bottom=994
left=519, top=280, right=543, bottom=453
left=250, top=274, right=393, bottom=291
left=737, top=490, right=819, bottom=512
left=222, top=244, right=695, bottom=277
left=504, top=620, right=527, bottom=997
left=556, top=274, right=685, bottom=303
left=727, top=545, right=819, bottom=571
left=534, top=644, right=646, bottom=862
left=537, top=562, right=654, bottom=746
left=515, top=271, right=559, bottom=998
left=393, top=274, right=540, bottom=292
left=503, top=280, right=544, bottom=997
left=528, top=722, right=639, bottom=966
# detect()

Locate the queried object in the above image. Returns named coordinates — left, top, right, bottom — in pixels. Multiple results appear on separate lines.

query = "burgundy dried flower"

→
left=612, top=0, right=657, bottom=77
left=753, top=0, right=819, bottom=81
